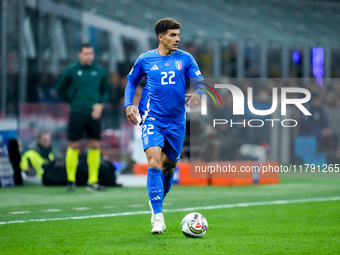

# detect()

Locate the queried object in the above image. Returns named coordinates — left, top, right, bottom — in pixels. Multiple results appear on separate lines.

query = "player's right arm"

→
left=124, top=56, right=145, bottom=125
left=125, top=104, right=139, bottom=125
left=55, top=66, right=73, bottom=102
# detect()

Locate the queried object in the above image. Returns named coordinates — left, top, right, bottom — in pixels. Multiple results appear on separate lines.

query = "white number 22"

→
left=142, top=124, right=154, bottom=137
left=161, top=71, right=175, bottom=85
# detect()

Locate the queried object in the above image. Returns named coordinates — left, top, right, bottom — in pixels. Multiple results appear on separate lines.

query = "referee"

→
left=56, top=43, right=110, bottom=191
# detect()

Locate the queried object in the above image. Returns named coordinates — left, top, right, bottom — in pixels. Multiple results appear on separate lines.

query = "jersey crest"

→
left=175, top=60, right=182, bottom=70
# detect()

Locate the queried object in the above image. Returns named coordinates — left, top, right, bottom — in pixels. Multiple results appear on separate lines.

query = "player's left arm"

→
left=185, top=55, right=206, bottom=108
left=92, top=69, right=110, bottom=120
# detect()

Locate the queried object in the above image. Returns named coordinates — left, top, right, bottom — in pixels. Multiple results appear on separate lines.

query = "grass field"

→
left=1, top=178, right=340, bottom=254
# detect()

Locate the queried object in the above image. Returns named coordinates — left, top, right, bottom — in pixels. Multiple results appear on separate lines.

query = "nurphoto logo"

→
left=199, top=83, right=312, bottom=128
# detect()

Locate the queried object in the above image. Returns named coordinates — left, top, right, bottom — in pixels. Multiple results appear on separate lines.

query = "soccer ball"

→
left=180, top=212, right=208, bottom=238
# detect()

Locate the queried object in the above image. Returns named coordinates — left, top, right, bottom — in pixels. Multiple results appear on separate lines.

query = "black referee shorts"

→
left=68, top=112, right=101, bottom=141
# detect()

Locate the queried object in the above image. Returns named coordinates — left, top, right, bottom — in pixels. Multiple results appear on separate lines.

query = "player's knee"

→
left=162, top=162, right=176, bottom=176
left=88, top=140, right=100, bottom=150
left=148, top=157, right=162, bottom=169
left=69, top=141, right=80, bottom=150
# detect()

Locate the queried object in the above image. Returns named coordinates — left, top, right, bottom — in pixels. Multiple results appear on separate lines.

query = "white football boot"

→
left=151, top=213, right=166, bottom=234
left=149, top=200, right=155, bottom=226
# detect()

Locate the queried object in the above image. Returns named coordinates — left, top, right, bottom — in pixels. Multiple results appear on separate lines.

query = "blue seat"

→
left=294, top=135, right=317, bottom=159
left=294, top=136, right=328, bottom=165
left=302, top=153, right=328, bottom=165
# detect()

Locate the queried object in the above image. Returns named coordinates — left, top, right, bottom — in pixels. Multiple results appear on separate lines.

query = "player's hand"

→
left=126, top=105, right=139, bottom=125
left=185, top=93, right=201, bottom=108
left=91, top=103, right=104, bottom=119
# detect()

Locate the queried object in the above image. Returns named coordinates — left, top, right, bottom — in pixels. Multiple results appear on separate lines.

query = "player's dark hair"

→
left=79, top=43, right=93, bottom=52
left=154, top=18, right=181, bottom=36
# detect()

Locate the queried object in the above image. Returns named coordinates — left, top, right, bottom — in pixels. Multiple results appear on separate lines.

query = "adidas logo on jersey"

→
left=151, top=196, right=161, bottom=201
left=150, top=65, right=159, bottom=71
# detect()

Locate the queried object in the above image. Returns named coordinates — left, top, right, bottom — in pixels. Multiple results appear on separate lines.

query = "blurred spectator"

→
left=20, top=131, right=54, bottom=178
left=28, top=73, right=59, bottom=103
left=300, top=94, right=338, bottom=153
left=184, top=42, right=198, bottom=58
left=119, top=76, right=129, bottom=107
left=38, top=73, right=59, bottom=102
left=109, top=72, right=123, bottom=107
left=107, top=72, right=123, bottom=129
left=215, top=93, right=246, bottom=160
left=199, top=92, right=245, bottom=162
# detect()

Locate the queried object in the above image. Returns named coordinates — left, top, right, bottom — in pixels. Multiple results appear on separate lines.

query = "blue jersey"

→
left=125, top=49, right=204, bottom=128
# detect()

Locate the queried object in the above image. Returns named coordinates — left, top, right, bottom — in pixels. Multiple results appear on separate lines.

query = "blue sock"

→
left=147, top=168, right=164, bottom=214
left=161, top=172, right=174, bottom=199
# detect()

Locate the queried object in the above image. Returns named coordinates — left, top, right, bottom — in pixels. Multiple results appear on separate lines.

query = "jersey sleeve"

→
left=185, top=54, right=206, bottom=97
left=186, top=54, right=204, bottom=79
left=127, top=57, right=145, bottom=86
left=124, top=57, right=145, bottom=108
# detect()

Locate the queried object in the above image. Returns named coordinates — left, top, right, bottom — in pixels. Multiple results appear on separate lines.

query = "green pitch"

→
left=1, top=178, right=340, bottom=255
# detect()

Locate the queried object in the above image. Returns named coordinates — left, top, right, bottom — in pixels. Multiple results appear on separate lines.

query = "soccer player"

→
left=124, top=18, right=204, bottom=234
left=56, top=43, right=110, bottom=191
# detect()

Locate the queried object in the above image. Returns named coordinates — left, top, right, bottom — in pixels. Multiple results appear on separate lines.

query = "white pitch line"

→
left=9, top=211, right=30, bottom=215
left=73, top=207, right=90, bottom=211
left=1, top=196, right=339, bottom=225
left=102, top=205, right=115, bottom=209
left=42, top=209, right=62, bottom=213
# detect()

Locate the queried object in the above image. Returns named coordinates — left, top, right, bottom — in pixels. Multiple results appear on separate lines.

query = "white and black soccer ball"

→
left=180, top=212, right=208, bottom=238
